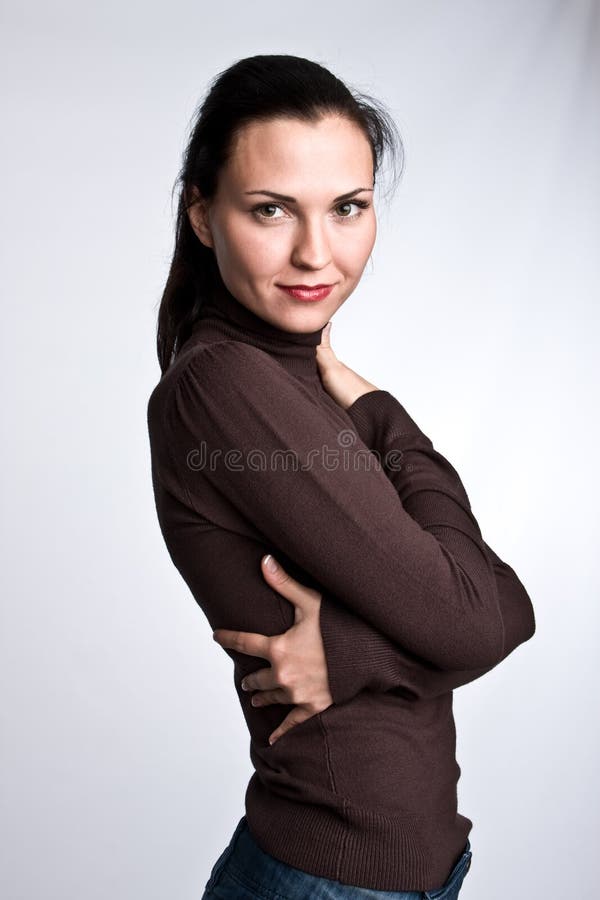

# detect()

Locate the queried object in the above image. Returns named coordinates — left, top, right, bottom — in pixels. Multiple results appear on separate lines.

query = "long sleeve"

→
left=159, top=342, right=506, bottom=671
left=318, top=390, right=536, bottom=704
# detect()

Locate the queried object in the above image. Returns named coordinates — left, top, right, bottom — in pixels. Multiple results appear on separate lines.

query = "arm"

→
left=158, top=342, right=505, bottom=671
left=319, top=541, right=535, bottom=703
left=318, top=390, right=536, bottom=703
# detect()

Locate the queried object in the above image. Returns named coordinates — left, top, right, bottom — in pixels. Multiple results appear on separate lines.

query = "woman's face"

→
left=188, top=114, right=377, bottom=333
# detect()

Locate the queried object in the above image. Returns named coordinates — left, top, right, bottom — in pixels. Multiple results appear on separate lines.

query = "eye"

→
left=334, top=199, right=371, bottom=220
left=251, top=203, right=286, bottom=220
left=250, top=198, right=371, bottom=224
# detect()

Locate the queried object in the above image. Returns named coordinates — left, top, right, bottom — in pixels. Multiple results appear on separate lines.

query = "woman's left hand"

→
left=212, top=554, right=334, bottom=746
left=315, top=320, right=380, bottom=409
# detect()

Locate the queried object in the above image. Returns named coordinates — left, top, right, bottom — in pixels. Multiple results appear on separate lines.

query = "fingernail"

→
left=268, top=736, right=275, bottom=745
left=264, top=554, right=278, bottom=573
left=241, top=680, right=248, bottom=691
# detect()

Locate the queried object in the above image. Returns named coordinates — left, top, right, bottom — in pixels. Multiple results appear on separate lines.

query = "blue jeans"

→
left=201, top=815, right=472, bottom=899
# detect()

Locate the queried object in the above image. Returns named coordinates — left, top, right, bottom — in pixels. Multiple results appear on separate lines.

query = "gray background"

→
left=2, top=1, right=598, bottom=897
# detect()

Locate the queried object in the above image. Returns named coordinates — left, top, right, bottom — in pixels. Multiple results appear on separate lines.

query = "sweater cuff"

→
left=345, top=390, right=423, bottom=453
left=319, top=592, right=403, bottom=705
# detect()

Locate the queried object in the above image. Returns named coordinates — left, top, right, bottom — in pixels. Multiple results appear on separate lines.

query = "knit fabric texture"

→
left=146, top=283, right=536, bottom=891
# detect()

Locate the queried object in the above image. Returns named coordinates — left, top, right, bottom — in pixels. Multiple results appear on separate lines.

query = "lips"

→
left=277, top=284, right=334, bottom=302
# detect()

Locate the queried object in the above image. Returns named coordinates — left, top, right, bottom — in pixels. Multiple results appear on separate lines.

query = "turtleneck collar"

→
left=189, top=281, right=325, bottom=380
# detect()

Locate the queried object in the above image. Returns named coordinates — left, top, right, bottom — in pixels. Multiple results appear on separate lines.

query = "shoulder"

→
left=174, top=339, right=288, bottom=402
left=150, top=338, right=295, bottom=430
left=180, top=337, right=278, bottom=378
left=149, top=339, right=278, bottom=412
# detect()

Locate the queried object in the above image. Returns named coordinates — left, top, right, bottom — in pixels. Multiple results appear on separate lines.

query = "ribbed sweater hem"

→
left=243, top=773, right=472, bottom=892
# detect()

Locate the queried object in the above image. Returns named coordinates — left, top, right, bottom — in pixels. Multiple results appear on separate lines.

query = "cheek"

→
left=236, top=229, right=290, bottom=278
left=221, top=217, right=289, bottom=277
left=336, top=221, right=376, bottom=275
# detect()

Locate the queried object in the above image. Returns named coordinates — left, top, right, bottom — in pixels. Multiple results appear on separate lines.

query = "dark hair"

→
left=155, top=54, right=404, bottom=374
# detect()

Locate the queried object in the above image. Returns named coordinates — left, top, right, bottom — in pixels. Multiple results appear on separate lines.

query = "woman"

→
left=147, top=54, right=536, bottom=899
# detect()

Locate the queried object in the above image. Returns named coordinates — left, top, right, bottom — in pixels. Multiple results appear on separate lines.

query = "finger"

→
left=213, top=628, right=271, bottom=660
left=318, top=320, right=332, bottom=349
left=241, top=666, right=280, bottom=693
left=316, top=321, right=338, bottom=364
left=261, top=555, right=321, bottom=614
left=249, top=687, right=287, bottom=707
left=268, top=706, right=315, bottom=745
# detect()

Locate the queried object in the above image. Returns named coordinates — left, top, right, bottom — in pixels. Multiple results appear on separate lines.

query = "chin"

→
left=279, top=307, right=330, bottom=332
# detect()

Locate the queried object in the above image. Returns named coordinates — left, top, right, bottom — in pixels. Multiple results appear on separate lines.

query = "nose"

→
left=290, top=218, right=332, bottom=271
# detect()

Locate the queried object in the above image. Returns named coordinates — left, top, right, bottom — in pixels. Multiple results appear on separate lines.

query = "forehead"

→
left=222, top=115, right=373, bottom=193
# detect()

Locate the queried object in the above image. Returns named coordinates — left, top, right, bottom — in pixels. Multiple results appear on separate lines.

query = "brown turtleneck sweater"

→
left=146, top=285, right=535, bottom=891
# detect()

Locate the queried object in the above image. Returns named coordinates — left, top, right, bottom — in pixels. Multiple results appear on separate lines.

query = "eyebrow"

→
left=244, top=187, right=374, bottom=203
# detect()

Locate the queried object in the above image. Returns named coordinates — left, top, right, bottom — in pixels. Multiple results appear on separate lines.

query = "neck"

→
left=190, top=281, right=324, bottom=379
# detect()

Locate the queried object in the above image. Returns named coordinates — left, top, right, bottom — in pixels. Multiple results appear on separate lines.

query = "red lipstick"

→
left=277, top=284, right=334, bottom=302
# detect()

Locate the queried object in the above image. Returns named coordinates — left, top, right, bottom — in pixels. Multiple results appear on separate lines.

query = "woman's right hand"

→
left=315, top=320, right=380, bottom=410
left=212, top=554, right=334, bottom=745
